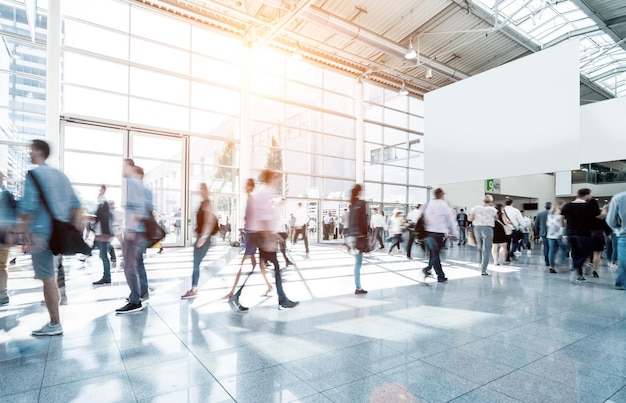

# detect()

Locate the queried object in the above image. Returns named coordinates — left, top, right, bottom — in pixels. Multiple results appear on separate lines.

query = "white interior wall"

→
left=580, top=97, right=626, bottom=163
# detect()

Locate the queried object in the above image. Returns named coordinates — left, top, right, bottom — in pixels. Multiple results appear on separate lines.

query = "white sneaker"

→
left=32, top=322, right=63, bottom=336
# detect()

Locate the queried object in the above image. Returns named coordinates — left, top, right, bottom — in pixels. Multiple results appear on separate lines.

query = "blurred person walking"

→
left=606, top=191, right=626, bottom=290
left=421, top=188, right=458, bottom=283
left=348, top=184, right=368, bottom=295
left=469, top=195, right=497, bottom=275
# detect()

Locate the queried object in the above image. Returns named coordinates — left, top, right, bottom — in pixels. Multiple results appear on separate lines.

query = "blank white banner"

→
left=580, top=96, right=626, bottom=164
left=424, top=40, right=580, bottom=185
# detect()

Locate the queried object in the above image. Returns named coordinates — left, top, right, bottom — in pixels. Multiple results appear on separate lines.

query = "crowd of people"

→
left=1, top=142, right=625, bottom=338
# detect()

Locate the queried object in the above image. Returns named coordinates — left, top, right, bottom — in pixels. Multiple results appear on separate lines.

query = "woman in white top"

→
left=546, top=201, right=566, bottom=273
left=469, top=195, right=497, bottom=275
left=388, top=210, right=405, bottom=255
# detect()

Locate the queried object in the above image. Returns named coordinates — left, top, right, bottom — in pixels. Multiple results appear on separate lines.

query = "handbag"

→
left=28, top=172, right=92, bottom=256
left=466, top=225, right=477, bottom=247
left=497, top=220, right=513, bottom=236
left=355, top=235, right=372, bottom=253
left=143, top=210, right=166, bottom=248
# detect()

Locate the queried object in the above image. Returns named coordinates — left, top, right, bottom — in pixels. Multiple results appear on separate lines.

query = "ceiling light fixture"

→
left=399, top=81, right=409, bottom=96
left=425, top=67, right=433, bottom=79
left=405, top=38, right=417, bottom=59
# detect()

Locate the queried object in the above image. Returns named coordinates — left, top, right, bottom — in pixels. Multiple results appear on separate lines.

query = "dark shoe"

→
left=438, top=278, right=448, bottom=283
left=228, top=295, right=248, bottom=312
left=615, top=284, right=625, bottom=290
left=92, top=278, right=111, bottom=285
left=577, top=276, right=586, bottom=282
left=0, top=296, right=9, bottom=305
left=278, top=299, right=299, bottom=310
left=9, top=258, right=16, bottom=265
left=593, top=271, right=599, bottom=278
left=285, top=261, right=294, bottom=267
left=355, top=289, right=368, bottom=295
left=549, top=268, right=557, bottom=274
left=481, top=272, right=489, bottom=276
left=125, top=293, right=149, bottom=303
left=115, top=302, right=144, bottom=314
left=158, top=248, right=164, bottom=254
left=422, top=268, right=434, bottom=278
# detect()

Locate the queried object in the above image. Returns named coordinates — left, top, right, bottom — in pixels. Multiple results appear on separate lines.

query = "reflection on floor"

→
left=1, top=240, right=625, bottom=402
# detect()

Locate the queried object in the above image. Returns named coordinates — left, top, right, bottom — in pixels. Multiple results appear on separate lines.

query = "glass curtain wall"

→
left=1, top=0, right=426, bottom=245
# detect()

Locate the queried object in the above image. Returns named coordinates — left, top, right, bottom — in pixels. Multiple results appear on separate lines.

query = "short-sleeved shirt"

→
left=471, top=205, right=496, bottom=227
left=561, top=201, right=600, bottom=236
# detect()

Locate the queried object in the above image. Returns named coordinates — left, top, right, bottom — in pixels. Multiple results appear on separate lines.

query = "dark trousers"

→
left=406, top=231, right=416, bottom=258
left=293, top=226, right=309, bottom=253
left=373, top=227, right=384, bottom=249
left=425, top=232, right=446, bottom=280
left=542, top=237, right=550, bottom=266
left=569, top=235, right=591, bottom=275
left=259, top=250, right=288, bottom=303
left=123, top=232, right=144, bottom=304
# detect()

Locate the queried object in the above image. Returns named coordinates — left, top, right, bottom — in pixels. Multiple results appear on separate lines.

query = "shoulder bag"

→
left=143, top=210, right=166, bottom=248
left=28, top=171, right=91, bottom=255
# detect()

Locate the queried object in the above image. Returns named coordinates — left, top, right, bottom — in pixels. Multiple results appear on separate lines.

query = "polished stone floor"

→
left=1, top=239, right=625, bottom=402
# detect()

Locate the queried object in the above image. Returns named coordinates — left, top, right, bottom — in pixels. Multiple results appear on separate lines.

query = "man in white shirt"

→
left=293, top=202, right=310, bottom=256
left=369, top=208, right=386, bottom=250
left=422, top=189, right=458, bottom=283
left=405, top=205, right=422, bottom=259
left=504, top=199, right=525, bottom=261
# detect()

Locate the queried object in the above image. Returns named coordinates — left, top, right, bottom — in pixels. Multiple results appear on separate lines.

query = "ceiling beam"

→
left=253, top=0, right=316, bottom=48
left=569, top=0, right=626, bottom=54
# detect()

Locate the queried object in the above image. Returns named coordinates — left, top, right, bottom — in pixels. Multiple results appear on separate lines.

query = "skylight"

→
left=473, top=0, right=626, bottom=99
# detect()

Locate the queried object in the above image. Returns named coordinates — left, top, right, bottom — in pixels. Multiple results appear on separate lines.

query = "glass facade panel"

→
left=62, top=0, right=129, bottom=32
left=191, top=82, right=240, bottom=115
left=191, top=26, right=241, bottom=63
left=130, top=37, right=189, bottom=75
left=63, top=20, right=129, bottom=60
left=408, top=186, right=429, bottom=204
left=324, top=69, right=355, bottom=96
left=250, top=97, right=284, bottom=122
left=285, top=150, right=320, bottom=175
left=324, top=91, right=353, bottom=115
left=322, top=156, right=355, bottom=179
left=63, top=86, right=129, bottom=122
left=408, top=169, right=424, bottom=186
left=384, top=127, right=408, bottom=146
left=323, top=113, right=354, bottom=138
left=324, top=135, right=355, bottom=159
left=284, top=174, right=320, bottom=198
left=322, top=178, right=352, bottom=200
left=286, top=59, right=323, bottom=86
left=129, top=97, right=188, bottom=132
left=250, top=71, right=284, bottom=97
left=364, top=123, right=382, bottom=143
left=191, top=54, right=240, bottom=87
left=383, top=184, right=408, bottom=204
left=384, top=165, right=407, bottom=185
left=64, top=125, right=124, bottom=154
left=130, top=6, right=190, bottom=49
left=364, top=163, right=382, bottom=183
left=285, top=81, right=322, bottom=107
left=190, top=110, right=237, bottom=137
left=63, top=52, right=128, bottom=94
left=130, top=67, right=189, bottom=106
left=362, top=182, right=382, bottom=203
left=364, top=104, right=383, bottom=123
left=385, top=108, right=409, bottom=128
left=64, top=151, right=122, bottom=185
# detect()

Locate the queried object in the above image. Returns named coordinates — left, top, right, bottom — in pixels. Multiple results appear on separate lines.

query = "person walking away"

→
left=534, top=202, right=552, bottom=268
left=456, top=209, right=468, bottom=245
left=292, top=202, right=310, bottom=257
left=348, top=184, right=368, bottom=294
left=421, top=188, right=458, bottom=282
left=492, top=204, right=513, bottom=266
left=18, top=140, right=82, bottom=335
left=405, top=205, right=422, bottom=259
left=0, top=172, right=17, bottom=305
left=92, top=185, right=114, bottom=285
left=223, top=179, right=273, bottom=305
left=606, top=192, right=626, bottom=290
left=560, top=188, right=607, bottom=284
left=370, top=208, right=386, bottom=251
left=469, top=195, right=497, bottom=275
left=115, top=159, right=147, bottom=313
left=388, top=210, right=405, bottom=255
left=181, top=183, right=217, bottom=298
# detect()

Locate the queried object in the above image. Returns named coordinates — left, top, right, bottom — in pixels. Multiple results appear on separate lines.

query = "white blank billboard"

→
left=424, top=40, right=580, bottom=185
left=580, top=96, right=626, bottom=164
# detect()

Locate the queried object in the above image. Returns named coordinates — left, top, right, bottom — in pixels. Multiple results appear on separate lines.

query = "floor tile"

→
left=420, top=348, right=516, bottom=384
left=321, top=374, right=418, bottom=403
left=0, top=362, right=45, bottom=397
left=42, top=349, right=125, bottom=387
left=38, top=372, right=136, bottom=403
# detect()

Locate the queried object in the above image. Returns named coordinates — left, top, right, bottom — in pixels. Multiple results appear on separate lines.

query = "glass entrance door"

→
left=130, top=131, right=186, bottom=246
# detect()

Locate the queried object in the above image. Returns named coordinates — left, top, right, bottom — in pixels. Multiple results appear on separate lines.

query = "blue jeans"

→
left=616, top=237, right=626, bottom=287
left=354, top=252, right=363, bottom=289
left=135, top=239, right=148, bottom=296
left=611, top=235, right=618, bottom=263
left=95, top=240, right=111, bottom=280
left=425, top=233, right=446, bottom=280
left=473, top=226, right=493, bottom=273
left=191, top=237, right=211, bottom=287
left=547, top=238, right=566, bottom=268
left=123, top=232, right=145, bottom=304
left=568, top=235, right=591, bottom=275
left=542, top=237, right=550, bottom=266
left=260, top=250, right=288, bottom=303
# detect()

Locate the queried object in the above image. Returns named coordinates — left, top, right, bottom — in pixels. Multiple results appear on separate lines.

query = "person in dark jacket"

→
left=92, top=185, right=114, bottom=285
left=534, top=202, right=551, bottom=267
left=348, top=184, right=368, bottom=295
